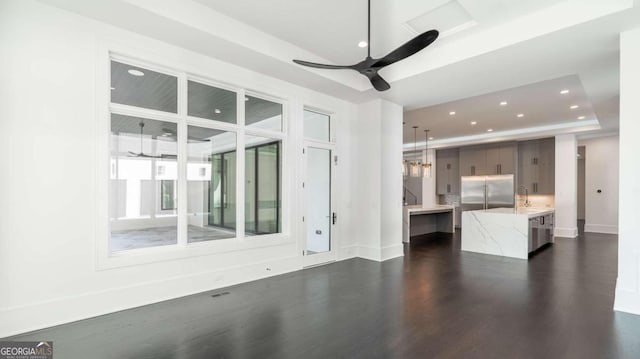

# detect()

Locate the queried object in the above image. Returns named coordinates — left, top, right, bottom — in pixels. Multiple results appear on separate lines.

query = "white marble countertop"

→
left=467, top=207, right=555, bottom=218
left=404, top=204, right=455, bottom=215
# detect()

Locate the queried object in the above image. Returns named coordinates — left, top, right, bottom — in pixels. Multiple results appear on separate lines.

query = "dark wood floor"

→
left=7, top=229, right=640, bottom=358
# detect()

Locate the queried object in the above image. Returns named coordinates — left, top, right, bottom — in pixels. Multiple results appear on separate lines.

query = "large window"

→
left=108, top=58, right=285, bottom=253
left=244, top=137, right=281, bottom=235
left=187, top=126, right=237, bottom=242
left=109, top=115, right=178, bottom=251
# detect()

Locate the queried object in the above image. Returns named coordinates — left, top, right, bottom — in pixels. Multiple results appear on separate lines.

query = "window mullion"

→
left=177, top=73, right=188, bottom=247
left=236, top=89, right=246, bottom=240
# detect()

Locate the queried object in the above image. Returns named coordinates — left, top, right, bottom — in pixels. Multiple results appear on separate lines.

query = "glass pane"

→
left=245, top=96, right=283, bottom=131
left=187, top=126, right=237, bottom=242
left=304, top=110, right=330, bottom=142
left=110, top=61, right=177, bottom=113
left=188, top=81, right=237, bottom=123
left=306, top=147, right=331, bottom=255
left=109, top=114, right=178, bottom=251
left=245, top=135, right=281, bottom=236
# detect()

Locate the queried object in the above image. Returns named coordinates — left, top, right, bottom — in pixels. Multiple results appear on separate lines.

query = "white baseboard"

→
left=555, top=227, right=578, bottom=238
left=355, top=244, right=404, bottom=262
left=356, top=245, right=382, bottom=261
left=585, top=223, right=618, bottom=234
left=381, top=244, right=404, bottom=261
left=337, top=245, right=358, bottom=260
left=614, top=287, right=640, bottom=316
left=0, top=256, right=301, bottom=338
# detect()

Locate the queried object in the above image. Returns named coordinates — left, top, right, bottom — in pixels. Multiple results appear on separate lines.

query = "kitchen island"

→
left=461, top=207, right=555, bottom=259
left=403, top=205, right=455, bottom=243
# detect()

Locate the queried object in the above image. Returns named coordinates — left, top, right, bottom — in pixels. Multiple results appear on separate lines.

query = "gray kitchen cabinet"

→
left=498, top=143, right=516, bottom=174
left=459, top=145, right=486, bottom=176
left=517, top=138, right=555, bottom=194
left=485, top=142, right=516, bottom=175
left=460, top=143, right=515, bottom=177
left=436, top=148, right=459, bottom=194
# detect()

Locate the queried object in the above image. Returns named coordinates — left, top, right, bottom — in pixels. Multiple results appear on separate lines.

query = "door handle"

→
left=332, top=212, right=337, bottom=225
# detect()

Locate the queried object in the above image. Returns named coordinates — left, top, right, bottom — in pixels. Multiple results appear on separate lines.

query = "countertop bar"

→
left=461, top=207, right=555, bottom=259
left=470, top=207, right=555, bottom=218
left=403, top=205, right=455, bottom=243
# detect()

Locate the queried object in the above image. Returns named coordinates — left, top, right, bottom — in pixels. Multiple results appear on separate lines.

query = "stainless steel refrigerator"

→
left=461, top=174, right=515, bottom=212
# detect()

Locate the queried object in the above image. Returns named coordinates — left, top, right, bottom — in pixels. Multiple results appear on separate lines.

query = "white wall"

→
left=615, top=27, right=640, bottom=316
left=554, top=135, right=578, bottom=238
left=579, top=136, right=619, bottom=234
left=380, top=100, right=404, bottom=257
left=352, top=99, right=404, bottom=261
left=0, top=0, right=359, bottom=337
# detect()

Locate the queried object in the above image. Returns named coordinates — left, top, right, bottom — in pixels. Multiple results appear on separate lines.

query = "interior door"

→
left=303, top=145, right=335, bottom=266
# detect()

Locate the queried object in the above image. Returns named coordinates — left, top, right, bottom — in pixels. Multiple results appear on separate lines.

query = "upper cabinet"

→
left=517, top=138, right=555, bottom=194
left=436, top=148, right=459, bottom=195
left=459, top=143, right=516, bottom=176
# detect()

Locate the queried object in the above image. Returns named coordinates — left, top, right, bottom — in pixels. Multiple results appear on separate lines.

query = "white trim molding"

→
left=584, top=224, right=618, bottom=234
left=554, top=227, right=578, bottom=238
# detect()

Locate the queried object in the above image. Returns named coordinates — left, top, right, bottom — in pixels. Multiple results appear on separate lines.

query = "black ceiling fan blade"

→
left=293, top=59, right=353, bottom=70
left=372, top=30, right=439, bottom=68
left=368, top=73, right=390, bottom=92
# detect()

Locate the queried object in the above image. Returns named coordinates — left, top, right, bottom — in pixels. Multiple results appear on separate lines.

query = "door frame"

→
left=302, top=140, right=337, bottom=267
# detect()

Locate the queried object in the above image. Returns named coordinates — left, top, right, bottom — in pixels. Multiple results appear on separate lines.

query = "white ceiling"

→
left=36, top=0, right=640, bottom=145
left=193, top=0, right=566, bottom=66
left=403, top=75, right=596, bottom=143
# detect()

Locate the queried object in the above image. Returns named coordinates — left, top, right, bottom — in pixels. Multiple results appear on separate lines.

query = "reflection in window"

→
left=245, top=135, right=281, bottom=235
left=110, top=61, right=178, bottom=113
left=109, top=114, right=178, bottom=251
left=187, top=81, right=237, bottom=123
left=304, top=110, right=330, bottom=142
left=161, top=180, right=176, bottom=210
left=187, top=126, right=237, bottom=242
left=245, top=96, right=282, bottom=131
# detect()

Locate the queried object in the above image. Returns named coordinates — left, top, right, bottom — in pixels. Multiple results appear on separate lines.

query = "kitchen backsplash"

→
left=440, top=194, right=553, bottom=208
left=517, top=194, right=555, bottom=208
left=439, top=194, right=460, bottom=207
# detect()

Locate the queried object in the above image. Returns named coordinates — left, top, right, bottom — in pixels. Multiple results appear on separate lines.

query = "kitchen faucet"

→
left=517, top=185, right=530, bottom=207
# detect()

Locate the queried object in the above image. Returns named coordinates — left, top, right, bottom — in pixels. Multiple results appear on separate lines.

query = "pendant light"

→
left=422, top=129, right=432, bottom=178
left=410, top=126, right=422, bottom=177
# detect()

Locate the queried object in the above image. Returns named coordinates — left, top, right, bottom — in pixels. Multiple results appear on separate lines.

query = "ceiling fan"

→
left=292, top=0, right=439, bottom=91
left=127, top=121, right=175, bottom=159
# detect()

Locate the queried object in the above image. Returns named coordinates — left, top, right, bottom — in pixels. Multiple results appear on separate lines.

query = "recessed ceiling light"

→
left=578, top=116, right=586, bottom=120
left=470, top=121, right=477, bottom=125
left=428, top=137, right=434, bottom=140
left=449, top=111, right=456, bottom=115
left=358, top=41, right=368, bottom=48
left=500, top=101, right=508, bottom=106
left=517, top=113, right=524, bottom=118
left=128, top=69, right=145, bottom=77
left=214, top=109, right=222, bottom=114
left=487, top=129, right=494, bottom=132
left=560, top=89, right=570, bottom=94
left=570, top=105, right=579, bottom=109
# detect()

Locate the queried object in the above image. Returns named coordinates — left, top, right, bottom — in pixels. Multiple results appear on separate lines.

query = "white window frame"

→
left=96, top=47, right=292, bottom=270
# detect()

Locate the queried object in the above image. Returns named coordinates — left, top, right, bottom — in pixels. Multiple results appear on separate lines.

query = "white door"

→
left=303, top=144, right=335, bottom=266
